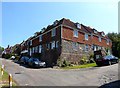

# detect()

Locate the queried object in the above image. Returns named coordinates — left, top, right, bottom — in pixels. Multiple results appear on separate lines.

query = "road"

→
left=1, top=58, right=119, bottom=87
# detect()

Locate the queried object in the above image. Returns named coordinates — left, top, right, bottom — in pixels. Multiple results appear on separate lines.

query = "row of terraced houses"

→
left=5, top=18, right=112, bottom=66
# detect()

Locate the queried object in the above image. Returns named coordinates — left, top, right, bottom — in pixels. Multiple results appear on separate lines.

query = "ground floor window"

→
left=56, top=41, right=59, bottom=48
left=51, top=41, right=55, bottom=49
left=30, top=48, right=32, bottom=56
left=46, top=43, right=50, bottom=49
left=72, top=42, right=79, bottom=51
left=39, top=45, right=42, bottom=53
left=85, top=44, right=89, bottom=52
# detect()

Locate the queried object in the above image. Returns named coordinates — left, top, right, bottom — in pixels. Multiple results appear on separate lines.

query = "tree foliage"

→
left=107, top=32, right=120, bottom=58
left=0, top=46, right=4, bottom=51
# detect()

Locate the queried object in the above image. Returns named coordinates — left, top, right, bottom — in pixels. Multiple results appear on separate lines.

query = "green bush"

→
left=61, top=59, right=71, bottom=67
left=57, top=57, right=72, bottom=67
left=79, top=55, right=88, bottom=65
left=89, top=53, right=95, bottom=63
left=4, top=54, right=11, bottom=59
left=89, top=53, right=94, bottom=59
left=57, top=57, right=62, bottom=67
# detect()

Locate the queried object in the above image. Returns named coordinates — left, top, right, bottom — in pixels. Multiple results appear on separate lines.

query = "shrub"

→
left=89, top=53, right=94, bottom=59
left=79, top=55, right=88, bottom=65
left=62, top=59, right=67, bottom=67
left=89, top=53, right=95, bottom=63
left=61, top=59, right=71, bottom=67
left=4, top=54, right=11, bottom=59
left=57, top=57, right=62, bottom=67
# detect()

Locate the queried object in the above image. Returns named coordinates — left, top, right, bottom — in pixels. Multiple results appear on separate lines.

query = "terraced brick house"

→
left=21, top=18, right=112, bottom=66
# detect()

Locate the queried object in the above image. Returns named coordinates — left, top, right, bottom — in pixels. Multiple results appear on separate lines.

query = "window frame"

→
left=99, top=36, right=101, bottom=42
left=52, top=28, right=56, bottom=37
left=85, top=44, right=89, bottom=52
left=106, top=39, right=109, bottom=45
left=51, top=41, right=55, bottom=49
left=30, top=40, right=32, bottom=45
left=39, top=35, right=42, bottom=42
left=72, top=42, right=78, bottom=51
left=85, top=33, right=88, bottom=40
left=56, top=41, right=59, bottom=48
left=39, top=45, right=42, bottom=53
left=73, top=29, right=78, bottom=37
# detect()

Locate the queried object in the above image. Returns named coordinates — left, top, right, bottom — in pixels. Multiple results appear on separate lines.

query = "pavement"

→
left=0, top=58, right=119, bottom=87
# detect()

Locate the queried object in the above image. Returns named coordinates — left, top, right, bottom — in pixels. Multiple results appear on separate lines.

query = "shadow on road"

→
left=99, top=80, right=120, bottom=88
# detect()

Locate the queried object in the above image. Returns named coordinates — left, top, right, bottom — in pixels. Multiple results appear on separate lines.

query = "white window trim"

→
left=73, top=30, right=78, bottom=37
left=52, top=28, right=56, bottom=37
left=56, top=41, right=59, bottom=48
left=39, top=45, right=42, bottom=53
left=48, top=43, right=50, bottom=49
left=76, top=23, right=81, bottom=29
left=107, top=39, right=109, bottom=45
left=51, top=41, right=55, bottom=49
left=30, top=40, right=32, bottom=45
left=99, top=36, right=101, bottom=42
left=85, top=33, right=88, bottom=40
left=39, top=35, right=42, bottom=42
left=30, top=48, right=32, bottom=56
left=33, top=47, right=34, bottom=53
left=85, top=44, right=89, bottom=52
left=72, top=42, right=78, bottom=51
left=94, top=30, right=97, bottom=33
left=101, top=32, right=105, bottom=36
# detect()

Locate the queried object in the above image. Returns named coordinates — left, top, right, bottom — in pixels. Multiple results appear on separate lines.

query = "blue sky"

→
left=2, top=2, right=118, bottom=48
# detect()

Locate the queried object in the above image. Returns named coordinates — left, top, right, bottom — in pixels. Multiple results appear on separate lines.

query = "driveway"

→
left=1, top=58, right=119, bottom=87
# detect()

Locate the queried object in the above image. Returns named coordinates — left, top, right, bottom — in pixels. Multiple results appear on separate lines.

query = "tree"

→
left=0, top=46, right=4, bottom=51
left=107, top=32, right=120, bottom=58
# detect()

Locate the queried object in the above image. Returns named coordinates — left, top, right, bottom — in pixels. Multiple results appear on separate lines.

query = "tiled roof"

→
left=24, top=18, right=110, bottom=42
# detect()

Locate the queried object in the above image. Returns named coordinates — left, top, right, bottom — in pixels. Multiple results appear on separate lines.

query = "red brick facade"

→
left=18, top=18, right=112, bottom=66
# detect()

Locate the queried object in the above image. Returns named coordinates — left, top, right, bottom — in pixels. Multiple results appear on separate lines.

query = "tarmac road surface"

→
left=1, top=58, right=119, bottom=87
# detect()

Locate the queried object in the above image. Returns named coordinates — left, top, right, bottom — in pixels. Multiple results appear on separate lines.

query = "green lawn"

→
left=61, top=63, right=97, bottom=69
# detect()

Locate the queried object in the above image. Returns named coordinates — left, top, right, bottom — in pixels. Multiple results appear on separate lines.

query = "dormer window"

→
left=41, top=28, right=46, bottom=33
left=76, top=23, right=81, bottom=29
left=94, top=30, right=97, bottom=34
left=101, top=32, right=105, bottom=36
left=53, top=20, right=59, bottom=26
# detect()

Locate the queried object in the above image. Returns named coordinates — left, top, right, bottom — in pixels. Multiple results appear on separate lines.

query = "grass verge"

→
left=0, top=65, right=17, bottom=87
left=61, top=63, right=97, bottom=69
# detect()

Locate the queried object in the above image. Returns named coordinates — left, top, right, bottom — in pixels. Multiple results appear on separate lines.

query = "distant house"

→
left=3, top=45, right=12, bottom=54
left=12, top=44, right=21, bottom=55
left=19, top=18, right=112, bottom=66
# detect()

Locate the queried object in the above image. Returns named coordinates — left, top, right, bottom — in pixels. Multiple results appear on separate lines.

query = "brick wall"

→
left=60, top=39, right=91, bottom=64
left=62, top=26, right=112, bottom=49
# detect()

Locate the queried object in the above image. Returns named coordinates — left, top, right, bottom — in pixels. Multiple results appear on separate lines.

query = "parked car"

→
left=28, top=58, right=46, bottom=68
left=11, top=56, right=16, bottom=60
left=95, top=55, right=118, bottom=66
left=20, top=56, right=29, bottom=64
